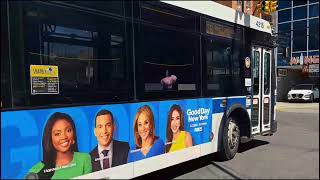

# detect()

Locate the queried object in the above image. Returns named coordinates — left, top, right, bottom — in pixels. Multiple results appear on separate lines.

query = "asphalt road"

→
left=136, top=102, right=319, bottom=179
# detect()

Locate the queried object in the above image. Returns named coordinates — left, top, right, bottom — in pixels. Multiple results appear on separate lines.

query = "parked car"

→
left=287, top=84, right=319, bottom=102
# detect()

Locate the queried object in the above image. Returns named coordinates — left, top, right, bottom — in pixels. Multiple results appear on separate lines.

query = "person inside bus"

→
left=161, top=75, right=177, bottom=90
left=26, top=112, right=92, bottom=179
left=90, top=110, right=129, bottom=172
left=166, top=104, right=193, bottom=153
left=128, top=105, right=165, bottom=162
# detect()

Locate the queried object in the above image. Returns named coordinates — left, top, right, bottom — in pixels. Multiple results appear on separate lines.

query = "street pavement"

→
left=173, top=102, right=319, bottom=179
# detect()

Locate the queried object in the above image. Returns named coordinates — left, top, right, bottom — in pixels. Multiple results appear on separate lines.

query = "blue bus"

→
left=1, top=1, right=277, bottom=179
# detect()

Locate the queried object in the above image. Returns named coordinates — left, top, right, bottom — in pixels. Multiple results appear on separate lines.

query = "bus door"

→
left=251, top=46, right=272, bottom=135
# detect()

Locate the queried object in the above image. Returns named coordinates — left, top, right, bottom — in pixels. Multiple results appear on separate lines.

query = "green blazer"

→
left=28, top=152, right=92, bottom=179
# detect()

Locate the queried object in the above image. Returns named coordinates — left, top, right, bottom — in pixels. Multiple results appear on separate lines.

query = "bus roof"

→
left=161, top=1, right=272, bottom=34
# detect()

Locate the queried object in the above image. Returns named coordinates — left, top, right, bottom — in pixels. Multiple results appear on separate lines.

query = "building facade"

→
left=214, top=0, right=272, bottom=21
left=211, top=1, right=318, bottom=101
left=276, top=0, right=319, bottom=101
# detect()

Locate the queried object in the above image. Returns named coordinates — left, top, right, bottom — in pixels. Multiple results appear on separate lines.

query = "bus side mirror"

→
left=282, top=47, right=290, bottom=62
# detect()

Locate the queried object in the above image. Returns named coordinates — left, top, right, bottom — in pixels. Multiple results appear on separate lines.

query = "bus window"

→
left=1, top=1, right=12, bottom=109
left=9, top=2, right=133, bottom=108
left=253, top=50, right=260, bottom=95
left=203, top=21, right=244, bottom=97
left=264, top=52, right=271, bottom=95
left=136, top=24, right=199, bottom=100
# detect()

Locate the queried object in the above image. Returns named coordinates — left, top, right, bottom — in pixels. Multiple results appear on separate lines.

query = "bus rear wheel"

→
left=217, top=116, right=240, bottom=160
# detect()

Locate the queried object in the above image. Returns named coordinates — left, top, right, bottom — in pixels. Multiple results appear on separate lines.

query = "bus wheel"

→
left=217, top=116, right=240, bottom=160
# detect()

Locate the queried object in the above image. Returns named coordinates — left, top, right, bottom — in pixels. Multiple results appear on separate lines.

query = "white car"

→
left=287, top=84, right=319, bottom=102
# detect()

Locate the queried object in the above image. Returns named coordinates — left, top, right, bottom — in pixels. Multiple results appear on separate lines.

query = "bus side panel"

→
left=1, top=98, right=214, bottom=179
left=130, top=98, right=214, bottom=177
left=208, top=96, right=249, bottom=153
left=200, top=98, right=225, bottom=156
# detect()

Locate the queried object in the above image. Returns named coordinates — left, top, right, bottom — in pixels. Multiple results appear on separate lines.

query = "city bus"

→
left=1, top=1, right=277, bottom=179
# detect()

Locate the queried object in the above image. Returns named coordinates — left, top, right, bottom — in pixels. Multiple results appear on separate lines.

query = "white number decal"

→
left=256, top=21, right=264, bottom=29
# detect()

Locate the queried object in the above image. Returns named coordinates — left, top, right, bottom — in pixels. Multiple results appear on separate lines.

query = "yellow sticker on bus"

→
left=30, top=65, right=59, bottom=78
left=30, top=65, right=59, bottom=94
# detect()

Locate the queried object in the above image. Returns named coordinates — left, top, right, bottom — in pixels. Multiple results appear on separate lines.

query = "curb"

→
left=276, top=109, right=283, bottom=112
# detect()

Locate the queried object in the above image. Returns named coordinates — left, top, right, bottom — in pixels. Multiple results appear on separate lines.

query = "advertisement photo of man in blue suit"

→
left=90, top=110, right=129, bottom=172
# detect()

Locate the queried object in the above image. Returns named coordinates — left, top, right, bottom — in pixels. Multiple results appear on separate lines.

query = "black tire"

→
left=310, top=94, right=314, bottom=103
left=216, top=116, right=240, bottom=161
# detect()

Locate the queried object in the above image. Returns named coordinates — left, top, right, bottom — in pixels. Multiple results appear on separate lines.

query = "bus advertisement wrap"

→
left=1, top=98, right=213, bottom=179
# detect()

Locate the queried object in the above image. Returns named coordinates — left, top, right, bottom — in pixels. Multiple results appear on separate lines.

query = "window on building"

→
left=309, top=0, right=318, bottom=4
left=293, top=20, right=307, bottom=30
left=309, top=4, right=319, bottom=18
left=277, top=53, right=289, bottom=66
left=278, top=23, right=291, bottom=33
left=278, top=33, right=291, bottom=54
left=278, top=9, right=292, bottom=22
left=278, top=23, right=291, bottom=51
left=309, top=18, right=319, bottom=50
left=293, top=0, right=307, bottom=7
left=278, top=1, right=291, bottom=9
left=308, top=51, right=319, bottom=56
left=293, top=6, right=307, bottom=20
left=292, top=20, right=307, bottom=52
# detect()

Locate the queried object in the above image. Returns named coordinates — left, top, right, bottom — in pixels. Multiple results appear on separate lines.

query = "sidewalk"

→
left=276, top=102, right=319, bottom=113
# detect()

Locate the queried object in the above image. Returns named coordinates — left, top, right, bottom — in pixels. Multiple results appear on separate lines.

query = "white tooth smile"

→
left=61, top=141, right=69, bottom=147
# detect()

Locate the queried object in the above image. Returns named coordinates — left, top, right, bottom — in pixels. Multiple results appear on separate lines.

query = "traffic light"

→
left=262, top=0, right=271, bottom=14
left=270, top=0, right=278, bottom=13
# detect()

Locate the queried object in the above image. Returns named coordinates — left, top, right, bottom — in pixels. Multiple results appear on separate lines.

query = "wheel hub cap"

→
left=228, top=121, right=239, bottom=150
